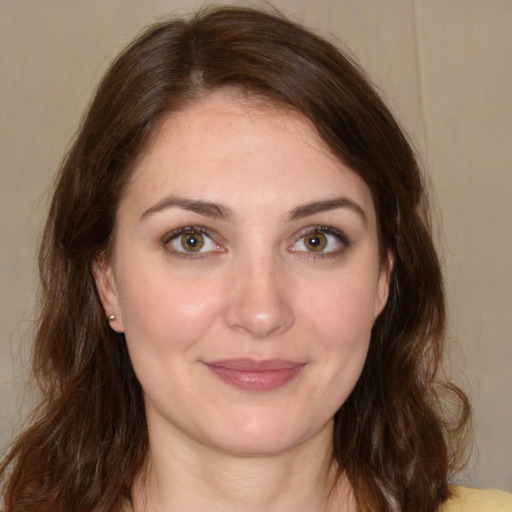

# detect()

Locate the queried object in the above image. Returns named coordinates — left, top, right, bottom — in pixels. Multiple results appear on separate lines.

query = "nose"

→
left=225, top=254, right=295, bottom=339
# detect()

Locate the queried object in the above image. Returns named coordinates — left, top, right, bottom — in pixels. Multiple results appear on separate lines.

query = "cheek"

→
left=290, top=274, right=377, bottom=419
left=302, top=271, right=379, bottom=348
left=116, top=259, right=224, bottom=355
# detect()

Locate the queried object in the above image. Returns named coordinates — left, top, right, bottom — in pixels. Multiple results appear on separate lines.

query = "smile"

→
left=202, top=359, right=307, bottom=391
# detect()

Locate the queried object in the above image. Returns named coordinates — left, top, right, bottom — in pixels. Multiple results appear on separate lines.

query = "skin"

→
left=95, top=91, right=391, bottom=512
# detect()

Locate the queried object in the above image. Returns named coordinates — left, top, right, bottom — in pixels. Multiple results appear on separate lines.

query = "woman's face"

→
left=95, top=91, right=390, bottom=456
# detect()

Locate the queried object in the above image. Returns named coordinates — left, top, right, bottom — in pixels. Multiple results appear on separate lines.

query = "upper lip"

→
left=203, top=358, right=306, bottom=371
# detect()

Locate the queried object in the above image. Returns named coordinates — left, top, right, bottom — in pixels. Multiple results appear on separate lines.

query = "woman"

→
left=1, top=6, right=510, bottom=512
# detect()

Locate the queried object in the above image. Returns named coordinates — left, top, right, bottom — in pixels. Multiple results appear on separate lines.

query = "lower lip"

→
left=203, top=363, right=306, bottom=391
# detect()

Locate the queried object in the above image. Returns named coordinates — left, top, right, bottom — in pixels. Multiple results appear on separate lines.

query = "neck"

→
left=131, top=418, right=354, bottom=512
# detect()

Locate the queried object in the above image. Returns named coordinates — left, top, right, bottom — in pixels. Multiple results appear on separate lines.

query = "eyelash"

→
left=162, top=225, right=351, bottom=260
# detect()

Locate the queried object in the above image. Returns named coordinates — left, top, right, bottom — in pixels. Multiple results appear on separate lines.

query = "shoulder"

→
left=441, top=486, right=512, bottom=512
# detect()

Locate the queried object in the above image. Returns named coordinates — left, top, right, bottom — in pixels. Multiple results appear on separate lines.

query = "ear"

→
left=92, top=254, right=124, bottom=332
left=374, top=250, right=394, bottom=320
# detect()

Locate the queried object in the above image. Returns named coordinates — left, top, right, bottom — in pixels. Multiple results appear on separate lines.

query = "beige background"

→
left=1, top=0, right=511, bottom=491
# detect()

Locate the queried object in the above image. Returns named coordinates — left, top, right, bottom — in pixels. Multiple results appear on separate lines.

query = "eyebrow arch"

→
left=287, top=197, right=367, bottom=225
left=140, top=196, right=236, bottom=222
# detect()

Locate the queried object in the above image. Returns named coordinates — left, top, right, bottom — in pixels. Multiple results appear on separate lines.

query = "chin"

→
left=207, top=431, right=304, bottom=457
left=200, top=410, right=330, bottom=457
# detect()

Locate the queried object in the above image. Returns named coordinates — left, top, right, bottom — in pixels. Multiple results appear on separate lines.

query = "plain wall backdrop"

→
left=1, top=0, right=511, bottom=491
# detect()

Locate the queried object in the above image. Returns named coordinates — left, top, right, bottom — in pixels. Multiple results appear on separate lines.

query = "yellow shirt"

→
left=118, top=486, right=512, bottom=511
left=441, top=486, right=512, bottom=511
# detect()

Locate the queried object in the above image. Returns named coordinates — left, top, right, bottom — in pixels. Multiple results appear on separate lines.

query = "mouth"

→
left=202, top=358, right=307, bottom=391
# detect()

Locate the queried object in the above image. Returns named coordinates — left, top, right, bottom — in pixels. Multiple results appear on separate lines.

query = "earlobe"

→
left=92, top=255, right=124, bottom=332
left=374, top=250, right=394, bottom=319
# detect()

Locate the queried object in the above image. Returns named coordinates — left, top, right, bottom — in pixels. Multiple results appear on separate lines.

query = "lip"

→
left=203, top=358, right=306, bottom=391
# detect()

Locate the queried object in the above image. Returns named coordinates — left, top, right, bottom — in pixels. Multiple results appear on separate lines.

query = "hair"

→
left=1, top=6, right=470, bottom=512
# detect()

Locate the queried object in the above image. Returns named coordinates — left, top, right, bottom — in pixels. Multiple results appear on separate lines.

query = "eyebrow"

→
left=287, top=197, right=367, bottom=225
left=140, top=195, right=367, bottom=225
left=140, top=196, right=236, bottom=222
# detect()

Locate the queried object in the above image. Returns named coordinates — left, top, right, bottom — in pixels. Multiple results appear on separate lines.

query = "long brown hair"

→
left=1, top=7, right=470, bottom=511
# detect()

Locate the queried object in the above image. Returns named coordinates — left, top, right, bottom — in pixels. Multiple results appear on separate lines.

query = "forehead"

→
left=121, top=91, right=376, bottom=224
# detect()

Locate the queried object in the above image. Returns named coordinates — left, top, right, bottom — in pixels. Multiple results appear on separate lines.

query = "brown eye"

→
left=304, top=232, right=327, bottom=252
left=166, top=227, right=222, bottom=256
left=290, top=227, right=347, bottom=256
left=180, top=232, right=204, bottom=252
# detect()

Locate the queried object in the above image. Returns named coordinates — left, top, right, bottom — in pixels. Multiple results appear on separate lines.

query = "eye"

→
left=165, top=227, right=222, bottom=255
left=290, top=227, right=347, bottom=255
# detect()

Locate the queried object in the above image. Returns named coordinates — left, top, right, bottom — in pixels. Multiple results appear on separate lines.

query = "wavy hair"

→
left=1, top=7, right=470, bottom=511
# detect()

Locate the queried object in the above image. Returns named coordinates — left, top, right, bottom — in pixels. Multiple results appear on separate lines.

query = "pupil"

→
left=186, top=235, right=198, bottom=247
